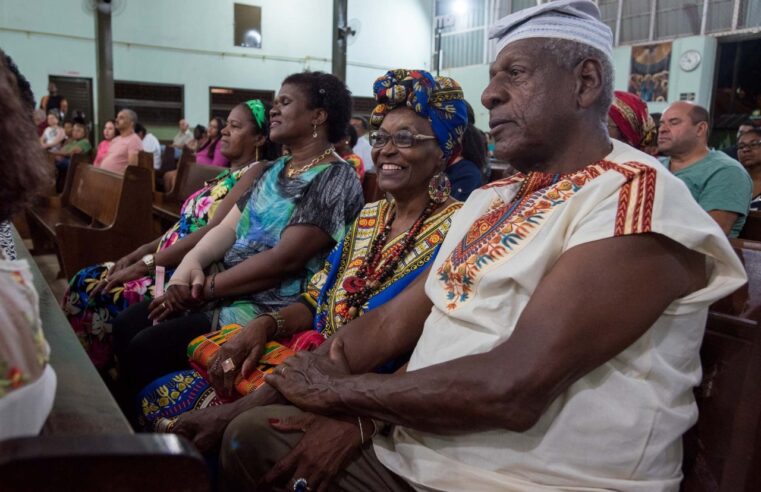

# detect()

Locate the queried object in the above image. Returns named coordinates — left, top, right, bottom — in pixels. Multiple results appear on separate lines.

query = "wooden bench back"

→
left=67, top=164, right=124, bottom=225
left=1, top=434, right=210, bottom=492
left=137, top=150, right=156, bottom=191
left=682, top=241, right=761, bottom=492
left=739, top=211, right=761, bottom=242
left=711, top=239, right=761, bottom=319
left=158, top=144, right=177, bottom=174
left=178, top=162, right=224, bottom=202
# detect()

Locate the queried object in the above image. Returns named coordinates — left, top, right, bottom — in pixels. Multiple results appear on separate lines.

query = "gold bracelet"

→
left=257, top=311, right=286, bottom=339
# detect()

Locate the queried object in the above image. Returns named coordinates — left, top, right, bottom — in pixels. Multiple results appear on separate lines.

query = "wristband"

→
left=209, top=273, right=217, bottom=299
left=256, top=311, right=286, bottom=339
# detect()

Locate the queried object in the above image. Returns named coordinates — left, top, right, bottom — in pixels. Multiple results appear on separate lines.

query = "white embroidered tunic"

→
left=374, top=140, right=747, bottom=492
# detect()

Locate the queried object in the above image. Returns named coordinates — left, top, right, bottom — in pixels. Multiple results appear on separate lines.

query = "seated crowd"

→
left=3, top=1, right=761, bottom=490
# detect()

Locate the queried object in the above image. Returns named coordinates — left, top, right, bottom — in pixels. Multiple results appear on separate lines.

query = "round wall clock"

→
left=679, top=50, right=702, bottom=72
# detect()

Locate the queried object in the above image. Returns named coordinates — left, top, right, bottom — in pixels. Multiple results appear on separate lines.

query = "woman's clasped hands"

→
left=148, top=267, right=207, bottom=322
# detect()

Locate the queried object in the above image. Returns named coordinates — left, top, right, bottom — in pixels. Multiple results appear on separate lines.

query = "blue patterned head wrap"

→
left=370, top=69, right=468, bottom=164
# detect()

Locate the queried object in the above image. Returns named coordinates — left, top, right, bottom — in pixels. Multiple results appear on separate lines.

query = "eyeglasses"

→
left=369, top=130, right=437, bottom=148
left=738, top=140, right=761, bottom=152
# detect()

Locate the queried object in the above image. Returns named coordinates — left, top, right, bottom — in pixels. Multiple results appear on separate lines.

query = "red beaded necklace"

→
left=341, top=200, right=437, bottom=323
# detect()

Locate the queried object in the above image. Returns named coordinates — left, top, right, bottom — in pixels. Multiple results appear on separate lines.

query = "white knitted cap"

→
left=489, top=0, right=613, bottom=62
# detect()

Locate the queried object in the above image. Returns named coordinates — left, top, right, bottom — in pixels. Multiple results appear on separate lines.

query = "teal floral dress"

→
left=136, top=156, right=365, bottom=430
left=62, top=163, right=256, bottom=370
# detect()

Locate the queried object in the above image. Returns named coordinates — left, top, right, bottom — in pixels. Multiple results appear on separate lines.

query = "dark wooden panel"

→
left=0, top=434, right=209, bottom=492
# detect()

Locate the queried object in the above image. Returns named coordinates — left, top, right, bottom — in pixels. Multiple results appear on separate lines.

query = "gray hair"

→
left=120, top=108, right=138, bottom=127
left=538, top=38, right=614, bottom=120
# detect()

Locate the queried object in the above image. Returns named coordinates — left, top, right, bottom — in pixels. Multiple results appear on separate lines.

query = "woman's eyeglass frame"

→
left=369, top=130, right=437, bottom=149
left=738, top=140, right=761, bottom=152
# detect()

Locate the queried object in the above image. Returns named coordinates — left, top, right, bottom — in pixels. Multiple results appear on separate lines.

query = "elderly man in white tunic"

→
left=221, top=1, right=747, bottom=491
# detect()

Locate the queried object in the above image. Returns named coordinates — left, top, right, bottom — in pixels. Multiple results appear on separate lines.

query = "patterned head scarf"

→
left=609, top=91, right=656, bottom=150
left=370, top=69, right=468, bottom=164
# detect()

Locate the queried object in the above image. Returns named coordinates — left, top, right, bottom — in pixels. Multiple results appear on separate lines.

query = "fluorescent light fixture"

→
left=452, top=0, right=468, bottom=15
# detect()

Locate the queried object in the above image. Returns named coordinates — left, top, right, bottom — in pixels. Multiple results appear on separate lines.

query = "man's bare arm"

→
left=271, top=233, right=706, bottom=433
left=707, top=210, right=740, bottom=236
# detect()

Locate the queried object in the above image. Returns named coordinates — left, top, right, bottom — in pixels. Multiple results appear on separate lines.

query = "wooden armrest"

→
left=0, top=434, right=210, bottom=492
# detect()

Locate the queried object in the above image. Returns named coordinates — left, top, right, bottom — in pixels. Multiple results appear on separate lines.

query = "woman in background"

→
left=195, top=116, right=229, bottom=167
left=94, top=119, right=118, bottom=167
left=63, top=100, right=279, bottom=372
left=607, top=90, right=656, bottom=152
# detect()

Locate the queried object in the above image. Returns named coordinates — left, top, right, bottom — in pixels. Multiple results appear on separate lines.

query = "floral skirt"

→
left=62, top=262, right=156, bottom=370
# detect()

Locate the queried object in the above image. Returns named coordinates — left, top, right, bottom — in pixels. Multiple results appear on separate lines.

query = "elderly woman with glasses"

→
left=140, top=69, right=467, bottom=488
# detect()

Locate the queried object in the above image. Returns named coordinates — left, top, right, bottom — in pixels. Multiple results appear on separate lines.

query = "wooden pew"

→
left=739, top=211, right=761, bottom=242
left=153, top=160, right=223, bottom=225
left=681, top=239, right=761, bottom=492
left=0, top=228, right=209, bottom=492
left=0, top=434, right=210, bottom=492
left=137, top=150, right=157, bottom=191
left=26, top=161, right=155, bottom=279
left=158, top=144, right=178, bottom=175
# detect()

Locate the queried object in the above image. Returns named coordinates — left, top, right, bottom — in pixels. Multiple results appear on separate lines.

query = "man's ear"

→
left=575, top=58, right=604, bottom=110
left=696, top=121, right=709, bottom=138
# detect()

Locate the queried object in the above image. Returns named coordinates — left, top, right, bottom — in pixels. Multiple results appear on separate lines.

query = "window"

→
left=705, top=0, right=736, bottom=32
left=114, top=81, right=183, bottom=127
left=655, top=0, right=704, bottom=39
left=209, top=87, right=274, bottom=120
left=234, top=3, right=262, bottom=49
left=441, top=30, right=485, bottom=69
left=435, top=0, right=488, bottom=69
left=351, top=97, right=376, bottom=118
left=620, top=0, right=653, bottom=44
left=598, top=0, right=620, bottom=40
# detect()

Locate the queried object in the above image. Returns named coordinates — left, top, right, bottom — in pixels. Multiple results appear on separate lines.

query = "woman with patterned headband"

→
left=140, top=69, right=467, bottom=491
left=607, top=90, right=657, bottom=153
left=63, top=99, right=280, bottom=372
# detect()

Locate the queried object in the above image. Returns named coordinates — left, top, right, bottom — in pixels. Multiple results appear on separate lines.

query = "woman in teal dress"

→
left=62, top=100, right=279, bottom=370
left=111, top=72, right=364, bottom=406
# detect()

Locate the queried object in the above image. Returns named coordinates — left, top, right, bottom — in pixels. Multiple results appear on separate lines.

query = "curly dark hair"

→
left=234, top=101, right=281, bottom=160
left=3, top=53, right=35, bottom=111
left=0, top=50, right=52, bottom=221
left=281, top=71, right=352, bottom=143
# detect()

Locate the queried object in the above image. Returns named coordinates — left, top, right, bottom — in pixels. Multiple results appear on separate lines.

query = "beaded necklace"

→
left=340, top=200, right=438, bottom=323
